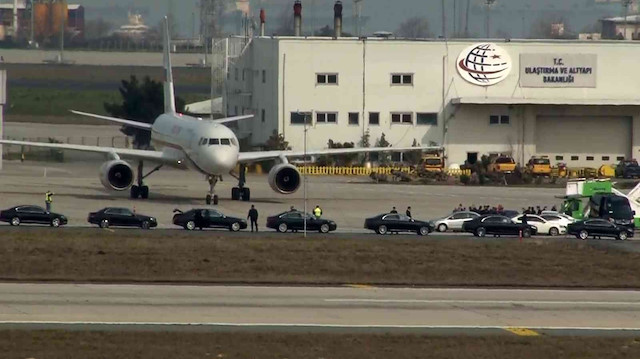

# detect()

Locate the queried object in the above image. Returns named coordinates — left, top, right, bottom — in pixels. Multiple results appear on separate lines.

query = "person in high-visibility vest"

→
left=45, top=190, right=54, bottom=212
left=313, top=205, right=322, bottom=219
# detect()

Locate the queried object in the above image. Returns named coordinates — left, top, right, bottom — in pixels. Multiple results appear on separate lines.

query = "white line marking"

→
left=324, top=299, right=640, bottom=306
left=1, top=321, right=640, bottom=331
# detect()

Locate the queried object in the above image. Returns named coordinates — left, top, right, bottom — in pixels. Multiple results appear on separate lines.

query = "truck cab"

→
left=527, top=156, right=551, bottom=176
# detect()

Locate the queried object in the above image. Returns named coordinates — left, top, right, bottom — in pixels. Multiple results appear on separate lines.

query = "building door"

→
left=467, top=152, right=478, bottom=165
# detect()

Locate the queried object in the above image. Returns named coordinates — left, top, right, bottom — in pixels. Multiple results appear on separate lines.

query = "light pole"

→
left=485, top=0, right=496, bottom=38
left=623, top=0, right=633, bottom=40
left=303, top=111, right=310, bottom=238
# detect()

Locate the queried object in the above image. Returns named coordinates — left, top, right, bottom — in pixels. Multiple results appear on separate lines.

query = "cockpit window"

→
left=230, top=138, right=238, bottom=146
left=220, top=138, right=231, bottom=145
left=209, top=138, right=220, bottom=145
left=200, top=137, right=206, bottom=145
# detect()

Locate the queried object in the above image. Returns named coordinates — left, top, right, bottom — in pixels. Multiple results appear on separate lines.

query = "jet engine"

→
left=268, top=163, right=301, bottom=194
left=99, top=160, right=134, bottom=191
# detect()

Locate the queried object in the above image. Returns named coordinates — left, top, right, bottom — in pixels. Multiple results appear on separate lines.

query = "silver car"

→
left=432, top=211, right=480, bottom=232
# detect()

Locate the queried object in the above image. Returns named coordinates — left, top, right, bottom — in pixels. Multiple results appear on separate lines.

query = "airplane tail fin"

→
left=163, top=16, right=176, bottom=114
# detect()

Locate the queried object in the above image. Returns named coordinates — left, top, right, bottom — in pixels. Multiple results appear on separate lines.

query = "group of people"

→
left=522, top=205, right=557, bottom=215
left=390, top=206, right=413, bottom=218
left=453, top=204, right=505, bottom=215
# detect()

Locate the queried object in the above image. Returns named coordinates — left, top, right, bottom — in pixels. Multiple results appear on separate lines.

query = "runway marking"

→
left=504, top=327, right=540, bottom=336
left=323, top=299, right=640, bottom=306
left=344, top=284, right=375, bottom=289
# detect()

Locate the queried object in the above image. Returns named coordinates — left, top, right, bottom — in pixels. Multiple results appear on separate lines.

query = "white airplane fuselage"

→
left=150, top=113, right=240, bottom=176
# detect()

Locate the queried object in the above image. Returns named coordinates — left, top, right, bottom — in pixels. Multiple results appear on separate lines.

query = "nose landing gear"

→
left=231, top=164, right=251, bottom=202
left=206, top=176, right=219, bottom=205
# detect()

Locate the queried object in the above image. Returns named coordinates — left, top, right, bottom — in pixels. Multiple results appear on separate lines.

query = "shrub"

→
left=460, top=174, right=470, bottom=185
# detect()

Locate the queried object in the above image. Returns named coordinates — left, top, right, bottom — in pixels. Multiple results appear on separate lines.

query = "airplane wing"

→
left=70, top=110, right=153, bottom=130
left=212, top=114, right=254, bottom=124
left=0, top=140, right=168, bottom=163
left=238, top=146, right=442, bottom=163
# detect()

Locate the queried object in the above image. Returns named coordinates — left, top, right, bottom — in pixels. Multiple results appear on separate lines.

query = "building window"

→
left=348, top=112, right=359, bottom=125
left=571, top=156, right=579, bottom=161
left=234, top=68, right=238, bottom=81
left=417, top=113, right=438, bottom=126
left=586, top=156, right=594, bottom=161
left=556, top=155, right=564, bottom=161
left=262, top=70, right=266, bottom=83
left=369, top=112, right=380, bottom=125
left=391, top=73, right=413, bottom=85
left=234, top=106, right=238, bottom=115
left=261, top=109, right=266, bottom=123
left=391, top=112, right=412, bottom=124
left=602, top=156, right=610, bottom=161
left=290, top=112, right=312, bottom=125
left=242, top=69, right=246, bottom=81
left=316, top=73, right=338, bottom=85
left=617, top=156, right=626, bottom=161
left=490, top=115, right=509, bottom=125
left=316, top=112, right=338, bottom=124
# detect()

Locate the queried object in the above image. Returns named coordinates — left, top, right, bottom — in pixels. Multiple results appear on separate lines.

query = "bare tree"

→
left=396, top=17, right=430, bottom=38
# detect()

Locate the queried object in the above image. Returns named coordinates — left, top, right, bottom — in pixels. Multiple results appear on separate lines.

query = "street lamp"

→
left=296, top=110, right=310, bottom=238
left=485, top=0, right=496, bottom=38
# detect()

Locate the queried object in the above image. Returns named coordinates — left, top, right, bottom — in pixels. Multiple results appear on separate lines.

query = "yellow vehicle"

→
left=527, top=156, right=551, bottom=176
left=488, top=155, right=516, bottom=173
left=421, top=152, right=444, bottom=172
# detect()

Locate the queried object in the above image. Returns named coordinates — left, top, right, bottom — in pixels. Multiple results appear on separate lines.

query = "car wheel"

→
left=522, top=228, right=532, bottom=238
left=99, top=219, right=109, bottom=229
left=141, top=221, right=150, bottom=230
left=578, top=230, right=589, bottom=240
left=185, top=221, right=196, bottom=230
left=50, top=218, right=61, bottom=228
left=230, top=222, right=241, bottom=232
left=549, top=227, right=559, bottom=236
left=475, top=227, right=486, bottom=237
left=10, top=217, right=20, bottom=226
left=618, top=231, right=628, bottom=241
left=277, top=223, right=288, bottom=233
left=437, top=223, right=448, bottom=232
left=319, top=224, right=330, bottom=233
left=377, top=225, right=388, bottom=235
left=418, top=226, right=430, bottom=236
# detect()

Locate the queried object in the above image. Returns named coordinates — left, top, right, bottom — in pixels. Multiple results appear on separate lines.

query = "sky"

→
left=18, top=0, right=631, bottom=38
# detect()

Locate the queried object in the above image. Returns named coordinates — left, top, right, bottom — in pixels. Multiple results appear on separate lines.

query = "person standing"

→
left=194, top=209, right=205, bottom=230
left=45, top=190, right=54, bottom=212
left=390, top=206, right=398, bottom=214
left=313, top=205, right=322, bottom=219
left=248, top=205, right=259, bottom=232
left=406, top=206, right=412, bottom=218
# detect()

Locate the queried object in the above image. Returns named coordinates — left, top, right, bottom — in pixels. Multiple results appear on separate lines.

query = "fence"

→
left=295, top=166, right=472, bottom=177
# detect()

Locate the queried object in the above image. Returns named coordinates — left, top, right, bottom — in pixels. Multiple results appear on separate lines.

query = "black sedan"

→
left=88, top=207, right=157, bottom=229
left=568, top=218, right=634, bottom=240
left=0, top=205, right=68, bottom=227
left=266, top=211, right=337, bottom=233
left=462, top=215, right=537, bottom=237
left=172, top=208, right=247, bottom=231
left=364, top=213, right=433, bottom=235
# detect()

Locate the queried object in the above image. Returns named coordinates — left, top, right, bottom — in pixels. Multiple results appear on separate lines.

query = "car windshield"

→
left=532, top=158, right=550, bottom=165
left=608, top=197, right=633, bottom=219
left=425, top=159, right=442, bottom=165
left=495, top=157, right=514, bottom=164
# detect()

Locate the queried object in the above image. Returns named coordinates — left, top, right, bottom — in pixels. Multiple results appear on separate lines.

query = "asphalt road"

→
left=1, top=283, right=640, bottom=336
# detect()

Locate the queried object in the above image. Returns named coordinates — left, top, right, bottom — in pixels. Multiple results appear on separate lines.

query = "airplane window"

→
left=230, top=138, right=238, bottom=146
left=209, top=138, right=220, bottom=145
left=199, top=137, right=205, bottom=145
left=221, top=139, right=231, bottom=145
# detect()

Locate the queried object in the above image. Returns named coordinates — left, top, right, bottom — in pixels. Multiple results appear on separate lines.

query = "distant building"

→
left=0, top=1, right=84, bottom=41
left=601, top=15, right=640, bottom=40
left=112, top=12, right=150, bottom=40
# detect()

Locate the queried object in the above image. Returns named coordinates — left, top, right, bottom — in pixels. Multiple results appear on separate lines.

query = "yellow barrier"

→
left=295, top=166, right=470, bottom=177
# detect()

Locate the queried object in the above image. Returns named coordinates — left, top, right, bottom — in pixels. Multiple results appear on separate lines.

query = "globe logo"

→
left=457, top=43, right=512, bottom=86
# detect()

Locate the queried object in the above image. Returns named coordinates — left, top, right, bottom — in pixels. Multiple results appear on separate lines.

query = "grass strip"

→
left=0, top=228, right=639, bottom=287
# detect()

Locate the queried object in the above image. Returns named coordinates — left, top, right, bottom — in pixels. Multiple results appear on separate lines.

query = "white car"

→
left=432, top=211, right=480, bottom=232
left=540, top=212, right=576, bottom=228
left=511, top=214, right=567, bottom=236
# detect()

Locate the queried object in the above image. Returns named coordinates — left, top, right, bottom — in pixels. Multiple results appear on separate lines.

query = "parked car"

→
left=0, top=205, right=67, bottom=227
left=488, top=155, right=516, bottom=173
left=462, top=215, right=537, bottom=237
left=567, top=218, right=634, bottom=240
left=172, top=208, right=247, bottom=231
left=615, top=159, right=640, bottom=179
left=432, top=211, right=480, bottom=232
left=526, top=156, right=551, bottom=176
left=364, top=213, right=433, bottom=235
left=266, top=210, right=337, bottom=233
left=540, top=211, right=576, bottom=227
left=88, top=207, right=157, bottom=229
left=511, top=214, right=567, bottom=236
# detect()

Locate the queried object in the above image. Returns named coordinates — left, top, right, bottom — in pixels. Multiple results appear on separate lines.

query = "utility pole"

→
left=485, top=0, right=496, bottom=38
left=464, top=0, right=470, bottom=37
left=623, top=0, right=633, bottom=40
left=453, top=0, right=457, bottom=37
left=441, top=0, right=446, bottom=38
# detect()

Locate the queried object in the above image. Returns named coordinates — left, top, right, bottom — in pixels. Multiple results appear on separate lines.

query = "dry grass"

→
left=0, top=331, right=639, bottom=359
left=0, top=228, right=639, bottom=287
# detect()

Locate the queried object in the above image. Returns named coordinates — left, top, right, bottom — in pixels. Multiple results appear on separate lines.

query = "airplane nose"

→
left=211, top=149, right=237, bottom=172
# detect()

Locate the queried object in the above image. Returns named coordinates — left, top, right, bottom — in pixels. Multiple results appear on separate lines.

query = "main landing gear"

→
left=130, top=161, right=163, bottom=199
left=231, top=163, right=250, bottom=202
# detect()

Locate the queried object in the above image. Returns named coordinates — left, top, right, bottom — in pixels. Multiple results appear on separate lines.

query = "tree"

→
left=317, top=140, right=357, bottom=167
left=264, top=130, right=290, bottom=150
left=104, top=75, right=185, bottom=149
left=396, top=17, right=430, bottom=38
left=313, top=25, right=353, bottom=37
left=84, top=18, right=113, bottom=39
left=374, top=133, right=391, bottom=164
left=404, top=139, right=422, bottom=165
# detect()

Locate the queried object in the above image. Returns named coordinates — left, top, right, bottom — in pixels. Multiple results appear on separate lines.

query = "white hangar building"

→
left=225, top=34, right=640, bottom=167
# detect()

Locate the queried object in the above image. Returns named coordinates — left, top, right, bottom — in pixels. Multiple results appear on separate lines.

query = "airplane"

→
left=0, top=17, right=442, bottom=205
